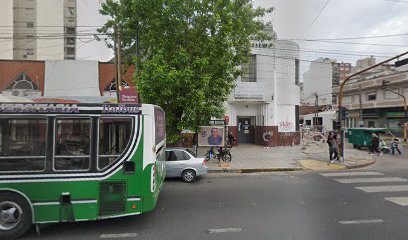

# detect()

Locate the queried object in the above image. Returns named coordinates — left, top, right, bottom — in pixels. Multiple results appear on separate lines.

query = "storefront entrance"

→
left=237, top=117, right=255, bottom=144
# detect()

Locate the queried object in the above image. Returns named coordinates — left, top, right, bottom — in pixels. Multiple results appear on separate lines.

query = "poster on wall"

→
left=198, top=126, right=225, bottom=146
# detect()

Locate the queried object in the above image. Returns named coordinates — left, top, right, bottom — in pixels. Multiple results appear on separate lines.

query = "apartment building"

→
left=332, top=66, right=408, bottom=136
left=0, top=0, right=77, bottom=60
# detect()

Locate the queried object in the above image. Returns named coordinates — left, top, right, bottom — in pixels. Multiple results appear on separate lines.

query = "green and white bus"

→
left=0, top=103, right=166, bottom=239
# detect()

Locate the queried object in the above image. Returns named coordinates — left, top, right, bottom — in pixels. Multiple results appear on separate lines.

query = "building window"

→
left=332, top=95, right=337, bottom=104
left=368, top=121, right=375, bottom=128
left=367, top=92, right=377, bottom=101
left=66, top=27, right=76, bottom=35
left=241, top=55, right=256, bottom=82
left=68, top=7, right=75, bottom=15
left=66, top=47, right=75, bottom=55
left=106, top=80, right=129, bottom=91
left=67, top=38, right=75, bottom=45
left=6, top=73, right=37, bottom=90
left=26, top=49, right=34, bottom=56
left=343, top=95, right=353, bottom=103
left=26, top=22, right=34, bottom=28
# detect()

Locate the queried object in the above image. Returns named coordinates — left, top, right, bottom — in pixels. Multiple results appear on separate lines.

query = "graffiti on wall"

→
left=278, top=120, right=294, bottom=132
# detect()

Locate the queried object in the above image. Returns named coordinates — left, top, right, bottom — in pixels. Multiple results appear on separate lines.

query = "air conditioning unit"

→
left=11, top=89, right=29, bottom=97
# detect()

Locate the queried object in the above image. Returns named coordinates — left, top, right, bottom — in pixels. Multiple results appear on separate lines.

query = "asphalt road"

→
left=21, top=157, right=408, bottom=240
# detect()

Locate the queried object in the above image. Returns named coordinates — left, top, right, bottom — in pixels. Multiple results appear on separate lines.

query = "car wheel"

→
left=0, top=192, right=32, bottom=239
left=223, top=152, right=232, bottom=163
left=182, top=170, right=196, bottom=183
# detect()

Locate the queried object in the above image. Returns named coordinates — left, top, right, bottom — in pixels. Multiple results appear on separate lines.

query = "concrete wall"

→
left=44, top=60, right=100, bottom=96
left=0, top=0, right=13, bottom=59
left=302, top=58, right=334, bottom=105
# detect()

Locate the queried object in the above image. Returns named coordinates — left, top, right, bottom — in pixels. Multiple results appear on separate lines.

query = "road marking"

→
left=334, top=177, right=408, bottom=184
left=385, top=197, right=408, bottom=206
left=339, top=219, right=383, bottom=225
left=321, top=172, right=383, bottom=177
left=208, top=228, right=242, bottom=234
left=100, top=233, right=138, bottom=238
left=356, top=185, right=408, bottom=193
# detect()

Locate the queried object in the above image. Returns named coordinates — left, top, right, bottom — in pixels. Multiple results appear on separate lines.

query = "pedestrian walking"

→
left=263, top=130, right=272, bottom=149
left=327, top=132, right=333, bottom=161
left=227, top=131, right=236, bottom=148
left=370, top=133, right=381, bottom=155
left=328, top=133, right=339, bottom=163
left=391, top=138, right=402, bottom=155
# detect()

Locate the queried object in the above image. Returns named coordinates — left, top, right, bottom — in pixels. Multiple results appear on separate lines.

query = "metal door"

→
left=238, top=117, right=254, bottom=143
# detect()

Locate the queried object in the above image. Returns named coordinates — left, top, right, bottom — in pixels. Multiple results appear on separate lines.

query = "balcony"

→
left=234, top=82, right=264, bottom=100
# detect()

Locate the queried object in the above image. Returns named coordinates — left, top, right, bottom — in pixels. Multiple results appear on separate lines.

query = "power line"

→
left=285, top=33, right=408, bottom=41
left=384, top=0, right=408, bottom=3
left=309, top=0, right=331, bottom=28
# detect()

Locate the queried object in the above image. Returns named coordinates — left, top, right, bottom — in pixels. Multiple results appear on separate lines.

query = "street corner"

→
left=344, top=156, right=376, bottom=169
left=298, top=159, right=346, bottom=171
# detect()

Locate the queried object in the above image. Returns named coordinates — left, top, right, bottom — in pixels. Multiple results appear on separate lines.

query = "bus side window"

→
left=98, top=118, right=132, bottom=171
left=0, top=118, right=47, bottom=172
left=54, top=118, right=91, bottom=171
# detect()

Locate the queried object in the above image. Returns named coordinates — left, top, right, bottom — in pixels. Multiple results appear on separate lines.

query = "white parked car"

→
left=165, top=148, right=208, bottom=183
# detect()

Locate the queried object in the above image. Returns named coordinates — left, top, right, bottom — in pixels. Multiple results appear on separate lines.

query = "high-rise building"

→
left=0, top=0, right=77, bottom=60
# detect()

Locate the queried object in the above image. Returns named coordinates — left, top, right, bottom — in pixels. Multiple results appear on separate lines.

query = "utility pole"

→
left=314, top=92, right=319, bottom=130
left=359, top=85, right=363, bottom=127
left=113, top=25, right=120, bottom=103
left=337, top=51, right=408, bottom=160
left=117, top=26, right=122, bottom=103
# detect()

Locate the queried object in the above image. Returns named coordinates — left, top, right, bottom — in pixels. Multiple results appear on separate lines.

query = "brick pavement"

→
left=197, top=142, right=379, bottom=172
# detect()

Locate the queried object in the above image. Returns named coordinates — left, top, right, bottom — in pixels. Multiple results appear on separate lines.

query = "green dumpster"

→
left=347, top=128, right=387, bottom=149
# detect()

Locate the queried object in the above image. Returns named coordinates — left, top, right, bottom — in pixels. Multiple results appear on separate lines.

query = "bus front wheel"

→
left=0, top=192, right=32, bottom=239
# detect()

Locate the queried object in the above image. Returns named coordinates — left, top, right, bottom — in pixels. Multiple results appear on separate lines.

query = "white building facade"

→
left=0, top=0, right=77, bottom=60
left=302, top=57, right=336, bottom=106
left=225, top=27, right=301, bottom=146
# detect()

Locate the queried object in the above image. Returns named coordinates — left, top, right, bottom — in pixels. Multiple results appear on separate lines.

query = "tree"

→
left=100, top=0, right=271, bottom=143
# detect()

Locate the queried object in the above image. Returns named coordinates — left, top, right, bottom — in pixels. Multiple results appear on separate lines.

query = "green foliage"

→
left=100, top=0, right=271, bottom=143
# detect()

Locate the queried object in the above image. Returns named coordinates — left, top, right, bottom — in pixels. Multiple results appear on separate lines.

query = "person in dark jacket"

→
left=227, top=131, right=236, bottom=147
left=370, top=133, right=381, bottom=155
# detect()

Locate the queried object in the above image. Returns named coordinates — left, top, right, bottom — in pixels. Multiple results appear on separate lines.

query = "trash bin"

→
left=347, top=128, right=387, bottom=149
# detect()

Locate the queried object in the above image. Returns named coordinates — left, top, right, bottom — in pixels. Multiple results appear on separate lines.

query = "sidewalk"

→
left=198, top=142, right=376, bottom=173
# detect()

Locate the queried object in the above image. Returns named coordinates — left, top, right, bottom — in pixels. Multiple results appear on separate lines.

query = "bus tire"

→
left=0, top=192, right=32, bottom=240
left=182, top=170, right=196, bottom=183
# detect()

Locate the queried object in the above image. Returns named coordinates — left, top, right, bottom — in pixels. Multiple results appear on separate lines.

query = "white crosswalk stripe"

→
left=320, top=171, right=384, bottom=177
left=385, top=197, right=408, bottom=206
left=320, top=171, right=408, bottom=207
left=356, top=185, right=408, bottom=193
left=334, top=177, right=408, bottom=184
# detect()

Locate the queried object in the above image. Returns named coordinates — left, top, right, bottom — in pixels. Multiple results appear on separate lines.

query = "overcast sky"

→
left=77, top=0, right=408, bottom=73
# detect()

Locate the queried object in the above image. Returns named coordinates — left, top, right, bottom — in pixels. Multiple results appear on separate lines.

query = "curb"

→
left=345, top=159, right=376, bottom=169
left=208, top=167, right=304, bottom=174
